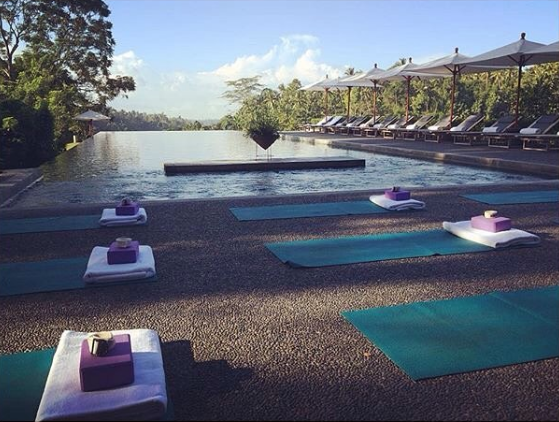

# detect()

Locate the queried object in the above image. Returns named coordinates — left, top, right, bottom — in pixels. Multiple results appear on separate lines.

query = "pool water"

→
left=7, top=130, right=544, bottom=208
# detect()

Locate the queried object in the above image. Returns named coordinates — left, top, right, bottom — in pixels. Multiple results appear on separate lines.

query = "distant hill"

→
left=102, top=109, right=221, bottom=131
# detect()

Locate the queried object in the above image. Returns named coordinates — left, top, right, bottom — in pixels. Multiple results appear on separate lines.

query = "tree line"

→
left=225, top=62, right=559, bottom=132
left=1, top=0, right=135, bottom=169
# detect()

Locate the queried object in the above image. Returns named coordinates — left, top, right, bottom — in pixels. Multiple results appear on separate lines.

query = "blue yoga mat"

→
left=230, top=201, right=388, bottom=221
left=265, top=229, right=494, bottom=268
left=0, top=257, right=156, bottom=297
left=0, top=215, right=101, bottom=235
left=0, top=349, right=174, bottom=421
left=461, top=190, right=559, bottom=205
left=341, top=285, right=559, bottom=380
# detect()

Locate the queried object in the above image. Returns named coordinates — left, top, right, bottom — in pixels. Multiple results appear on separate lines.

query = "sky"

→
left=106, top=0, right=559, bottom=120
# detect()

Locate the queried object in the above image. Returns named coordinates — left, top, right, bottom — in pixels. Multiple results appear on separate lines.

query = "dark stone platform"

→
left=164, top=156, right=366, bottom=174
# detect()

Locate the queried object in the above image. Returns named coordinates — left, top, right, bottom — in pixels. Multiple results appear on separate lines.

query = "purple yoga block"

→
left=116, top=202, right=139, bottom=216
left=107, top=241, right=139, bottom=265
left=79, top=334, right=134, bottom=392
left=471, top=215, right=512, bottom=233
left=384, top=190, right=411, bottom=201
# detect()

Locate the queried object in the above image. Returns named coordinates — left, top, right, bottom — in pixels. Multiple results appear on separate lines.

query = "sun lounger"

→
left=519, top=115, right=559, bottom=151
left=350, top=116, right=383, bottom=136
left=318, top=115, right=344, bottom=133
left=392, top=115, right=434, bottom=140
left=306, top=116, right=333, bottom=132
left=453, top=115, right=518, bottom=146
left=36, top=329, right=167, bottom=421
left=338, top=115, right=371, bottom=135
left=423, top=114, right=481, bottom=143
left=363, top=116, right=398, bottom=137
left=487, top=115, right=559, bottom=149
left=330, top=116, right=359, bottom=133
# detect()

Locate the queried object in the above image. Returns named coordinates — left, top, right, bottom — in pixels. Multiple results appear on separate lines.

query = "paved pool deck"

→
left=0, top=178, right=558, bottom=420
left=282, top=131, right=559, bottom=177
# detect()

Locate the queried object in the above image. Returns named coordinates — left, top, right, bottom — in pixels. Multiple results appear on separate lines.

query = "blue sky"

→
left=107, top=0, right=559, bottom=120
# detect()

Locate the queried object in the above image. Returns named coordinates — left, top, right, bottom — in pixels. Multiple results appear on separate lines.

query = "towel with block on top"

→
left=369, top=195, right=425, bottom=211
left=83, top=246, right=156, bottom=283
left=35, top=329, right=167, bottom=421
left=442, top=221, right=540, bottom=248
left=99, top=208, right=148, bottom=227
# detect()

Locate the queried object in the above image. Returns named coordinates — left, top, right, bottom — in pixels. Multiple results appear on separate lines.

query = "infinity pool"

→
left=7, top=130, right=544, bottom=208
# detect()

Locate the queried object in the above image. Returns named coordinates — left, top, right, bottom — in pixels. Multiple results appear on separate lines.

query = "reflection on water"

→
left=8, top=130, right=544, bottom=208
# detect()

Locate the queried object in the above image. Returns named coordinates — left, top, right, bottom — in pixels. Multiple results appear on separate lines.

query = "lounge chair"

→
left=487, top=114, right=559, bottom=149
left=392, top=115, right=434, bottom=140
left=329, top=116, right=357, bottom=134
left=320, top=115, right=345, bottom=133
left=351, top=116, right=383, bottom=136
left=339, top=115, right=371, bottom=135
left=306, top=116, right=333, bottom=132
left=363, top=116, right=398, bottom=137
left=421, top=115, right=467, bottom=142
left=519, top=115, right=559, bottom=151
left=380, top=116, right=415, bottom=139
left=453, top=115, right=518, bottom=146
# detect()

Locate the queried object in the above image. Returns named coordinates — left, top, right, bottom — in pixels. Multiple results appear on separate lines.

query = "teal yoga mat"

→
left=0, top=349, right=174, bottom=421
left=230, top=201, right=388, bottom=221
left=461, top=190, right=559, bottom=205
left=265, top=229, right=494, bottom=268
left=0, top=348, right=55, bottom=421
left=342, top=285, right=559, bottom=380
left=0, top=258, right=156, bottom=297
left=0, top=215, right=101, bottom=235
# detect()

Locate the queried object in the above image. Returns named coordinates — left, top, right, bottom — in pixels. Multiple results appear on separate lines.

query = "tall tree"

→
left=222, top=76, right=263, bottom=105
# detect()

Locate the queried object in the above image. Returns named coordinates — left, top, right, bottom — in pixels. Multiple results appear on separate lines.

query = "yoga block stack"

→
left=471, top=215, right=512, bottom=232
left=385, top=189, right=410, bottom=201
left=107, top=241, right=139, bottom=265
left=116, top=201, right=139, bottom=216
left=79, top=334, right=134, bottom=392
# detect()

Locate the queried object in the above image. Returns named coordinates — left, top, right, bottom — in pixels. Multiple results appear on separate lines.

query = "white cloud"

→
left=109, top=36, right=344, bottom=120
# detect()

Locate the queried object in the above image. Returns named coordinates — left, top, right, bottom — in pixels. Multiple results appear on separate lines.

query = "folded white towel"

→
left=35, top=329, right=167, bottom=421
left=83, top=246, right=156, bottom=283
left=405, top=123, right=417, bottom=130
left=427, top=124, right=445, bottom=131
left=482, top=126, right=499, bottom=133
left=442, top=221, right=540, bottom=248
left=99, top=208, right=148, bottom=227
left=369, top=195, right=426, bottom=211
left=519, top=127, right=542, bottom=135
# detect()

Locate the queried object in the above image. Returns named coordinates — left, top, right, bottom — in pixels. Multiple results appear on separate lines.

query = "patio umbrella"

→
left=456, top=33, right=555, bottom=123
left=300, top=75, right=347, bottom=120
left=375, top=58, right=444, bottom=123
left=408, top=48, right=507, bottom=127
left=523, top=40, right=559, bottom=62
left=74, top=110, right=111, bottom=137
left=339, top=64, right=385, bottom=124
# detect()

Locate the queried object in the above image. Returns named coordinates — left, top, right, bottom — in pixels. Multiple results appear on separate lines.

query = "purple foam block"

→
left=107, top=241, right=139, bottom=265
left=116, top=202, right=139, bottom=216
left=384, top=190, right=411, bottom=201
left=79, top=334, right=134, bottom=392
left=471, top=215, right=512, bottom=233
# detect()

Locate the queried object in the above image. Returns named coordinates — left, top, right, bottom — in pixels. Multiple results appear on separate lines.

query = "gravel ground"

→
left=1, top=181, right=558, bottom=421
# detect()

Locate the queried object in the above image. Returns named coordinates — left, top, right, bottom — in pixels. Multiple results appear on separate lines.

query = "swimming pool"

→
left=7, top=130, right=544, bottom=208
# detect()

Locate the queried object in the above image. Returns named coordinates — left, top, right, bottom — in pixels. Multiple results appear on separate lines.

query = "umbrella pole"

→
left=405, top=77, right=411, bottom=123
left=347, top=87, right=352, bottom=121
left=372, top=82, right=377, bottom=124
left=450, top=71, right=457, bottom=128
left=324, top=88, right=329, bottom=119
left=514, top=62, right=523, bottom=124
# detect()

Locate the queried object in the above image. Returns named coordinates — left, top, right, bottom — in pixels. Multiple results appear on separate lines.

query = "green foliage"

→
left=222, top=76, right=264, bottom=105
left=0, top=100, right=56, bottom=169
